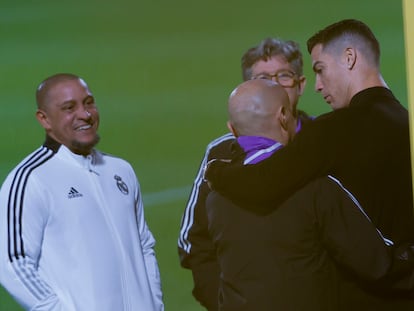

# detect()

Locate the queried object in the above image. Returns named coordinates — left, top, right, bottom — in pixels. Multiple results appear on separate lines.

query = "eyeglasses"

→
left=251, top=70, right=298, bottom=88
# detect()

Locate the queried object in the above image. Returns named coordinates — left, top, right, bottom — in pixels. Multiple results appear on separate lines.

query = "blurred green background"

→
left=0, top=0, right=407, bottom=310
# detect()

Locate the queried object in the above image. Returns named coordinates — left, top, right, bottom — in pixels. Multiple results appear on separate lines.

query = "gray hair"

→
left=241, top=38, right=304, bottom=81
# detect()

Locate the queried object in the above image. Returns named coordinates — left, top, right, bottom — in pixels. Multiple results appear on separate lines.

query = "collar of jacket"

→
left=349, top=86, right=396, bottom=108
left=43, top=135, right=101, bottom=171
left=43, top=135, right=62, bottom=153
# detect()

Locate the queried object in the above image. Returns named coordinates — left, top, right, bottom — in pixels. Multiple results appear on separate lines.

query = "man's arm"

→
left=317, top=176, right=414, bottom=289
left=0, top=173, right=61, bottom=310
left=178, top=133, right=234, bottom=310
left=205, top=120, right=333, bottom=212
left=135, top=180, right=164, bottom=311
left=178, top=179, right=220, bottom=310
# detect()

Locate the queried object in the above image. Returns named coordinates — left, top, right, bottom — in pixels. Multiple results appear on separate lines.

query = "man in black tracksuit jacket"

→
left=206, top=20, right=414, bottom=309
left=178, top=37, right=312, bottom=310
left=207, top=176, right=410, bottom=311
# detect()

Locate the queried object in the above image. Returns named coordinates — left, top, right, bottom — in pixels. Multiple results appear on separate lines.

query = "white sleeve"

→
left=135, top=179, right=164, bottom=311
left=0, top=172, right=62, bottom=310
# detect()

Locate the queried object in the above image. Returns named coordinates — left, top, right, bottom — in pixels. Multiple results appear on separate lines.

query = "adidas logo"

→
left=68, top=187, right=83, bottom=199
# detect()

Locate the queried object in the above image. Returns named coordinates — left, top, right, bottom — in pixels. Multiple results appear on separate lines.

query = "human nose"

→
left=78, top=106, right=91, bottom=118
left=314, top=75, right=323, bottom=93
left=270, top=75, right=279, bottom=83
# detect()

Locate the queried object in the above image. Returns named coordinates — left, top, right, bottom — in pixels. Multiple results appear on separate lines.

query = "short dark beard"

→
left=71, top=134, right=101, bottom=155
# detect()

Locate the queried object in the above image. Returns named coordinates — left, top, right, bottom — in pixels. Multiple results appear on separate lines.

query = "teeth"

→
left=77, top=125, right=92, bottom=131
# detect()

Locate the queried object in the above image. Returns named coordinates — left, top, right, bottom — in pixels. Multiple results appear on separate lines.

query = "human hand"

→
left=202, top=158, right=232, bottom=189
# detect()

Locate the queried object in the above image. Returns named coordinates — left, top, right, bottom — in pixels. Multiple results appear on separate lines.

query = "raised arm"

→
left=205, top=121, right=334, bottom=213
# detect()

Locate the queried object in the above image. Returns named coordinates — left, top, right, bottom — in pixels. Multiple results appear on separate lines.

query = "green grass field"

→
left=0, top=1, right=407, bottom=310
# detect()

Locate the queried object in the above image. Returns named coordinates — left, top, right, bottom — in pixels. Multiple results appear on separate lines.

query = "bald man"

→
left=226, top=78, right=296, bottom=151
left=0, top=73, right=164, bottom=310
left=178, top=38, right=312, bottom=311
left=206, top=79, right=414, bottom=311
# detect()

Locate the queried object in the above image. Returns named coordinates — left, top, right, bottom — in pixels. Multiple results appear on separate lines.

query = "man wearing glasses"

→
left=178, top=37, right=311, bottom=310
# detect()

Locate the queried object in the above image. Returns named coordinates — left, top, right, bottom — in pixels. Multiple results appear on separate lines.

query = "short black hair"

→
left=307, top=19, right=380, bottom=66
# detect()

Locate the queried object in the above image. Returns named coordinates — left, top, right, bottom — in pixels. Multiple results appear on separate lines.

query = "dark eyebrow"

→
left=83, top=95, right=95, bottom=104
left=59, top=95, right=94, bottom=107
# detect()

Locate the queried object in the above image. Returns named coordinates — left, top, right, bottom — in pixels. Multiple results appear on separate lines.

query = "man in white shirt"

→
left=0, top=73, right=164, bottom=311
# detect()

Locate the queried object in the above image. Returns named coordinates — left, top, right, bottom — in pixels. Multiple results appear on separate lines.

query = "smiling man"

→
left=0, top=73, right=164, bottom=311
left=35, top=74, right=101, bottom=155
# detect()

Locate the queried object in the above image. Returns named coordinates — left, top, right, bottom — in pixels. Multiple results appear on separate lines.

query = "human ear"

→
left=297, top=76, right=307, bottom=96
left=227, top=121, right=239, bottom=137
left=279, top=106, right=289, bottom=131
left=345, top=47, right=357, bottom=70
left=36, top=110, right=52, bottom=130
